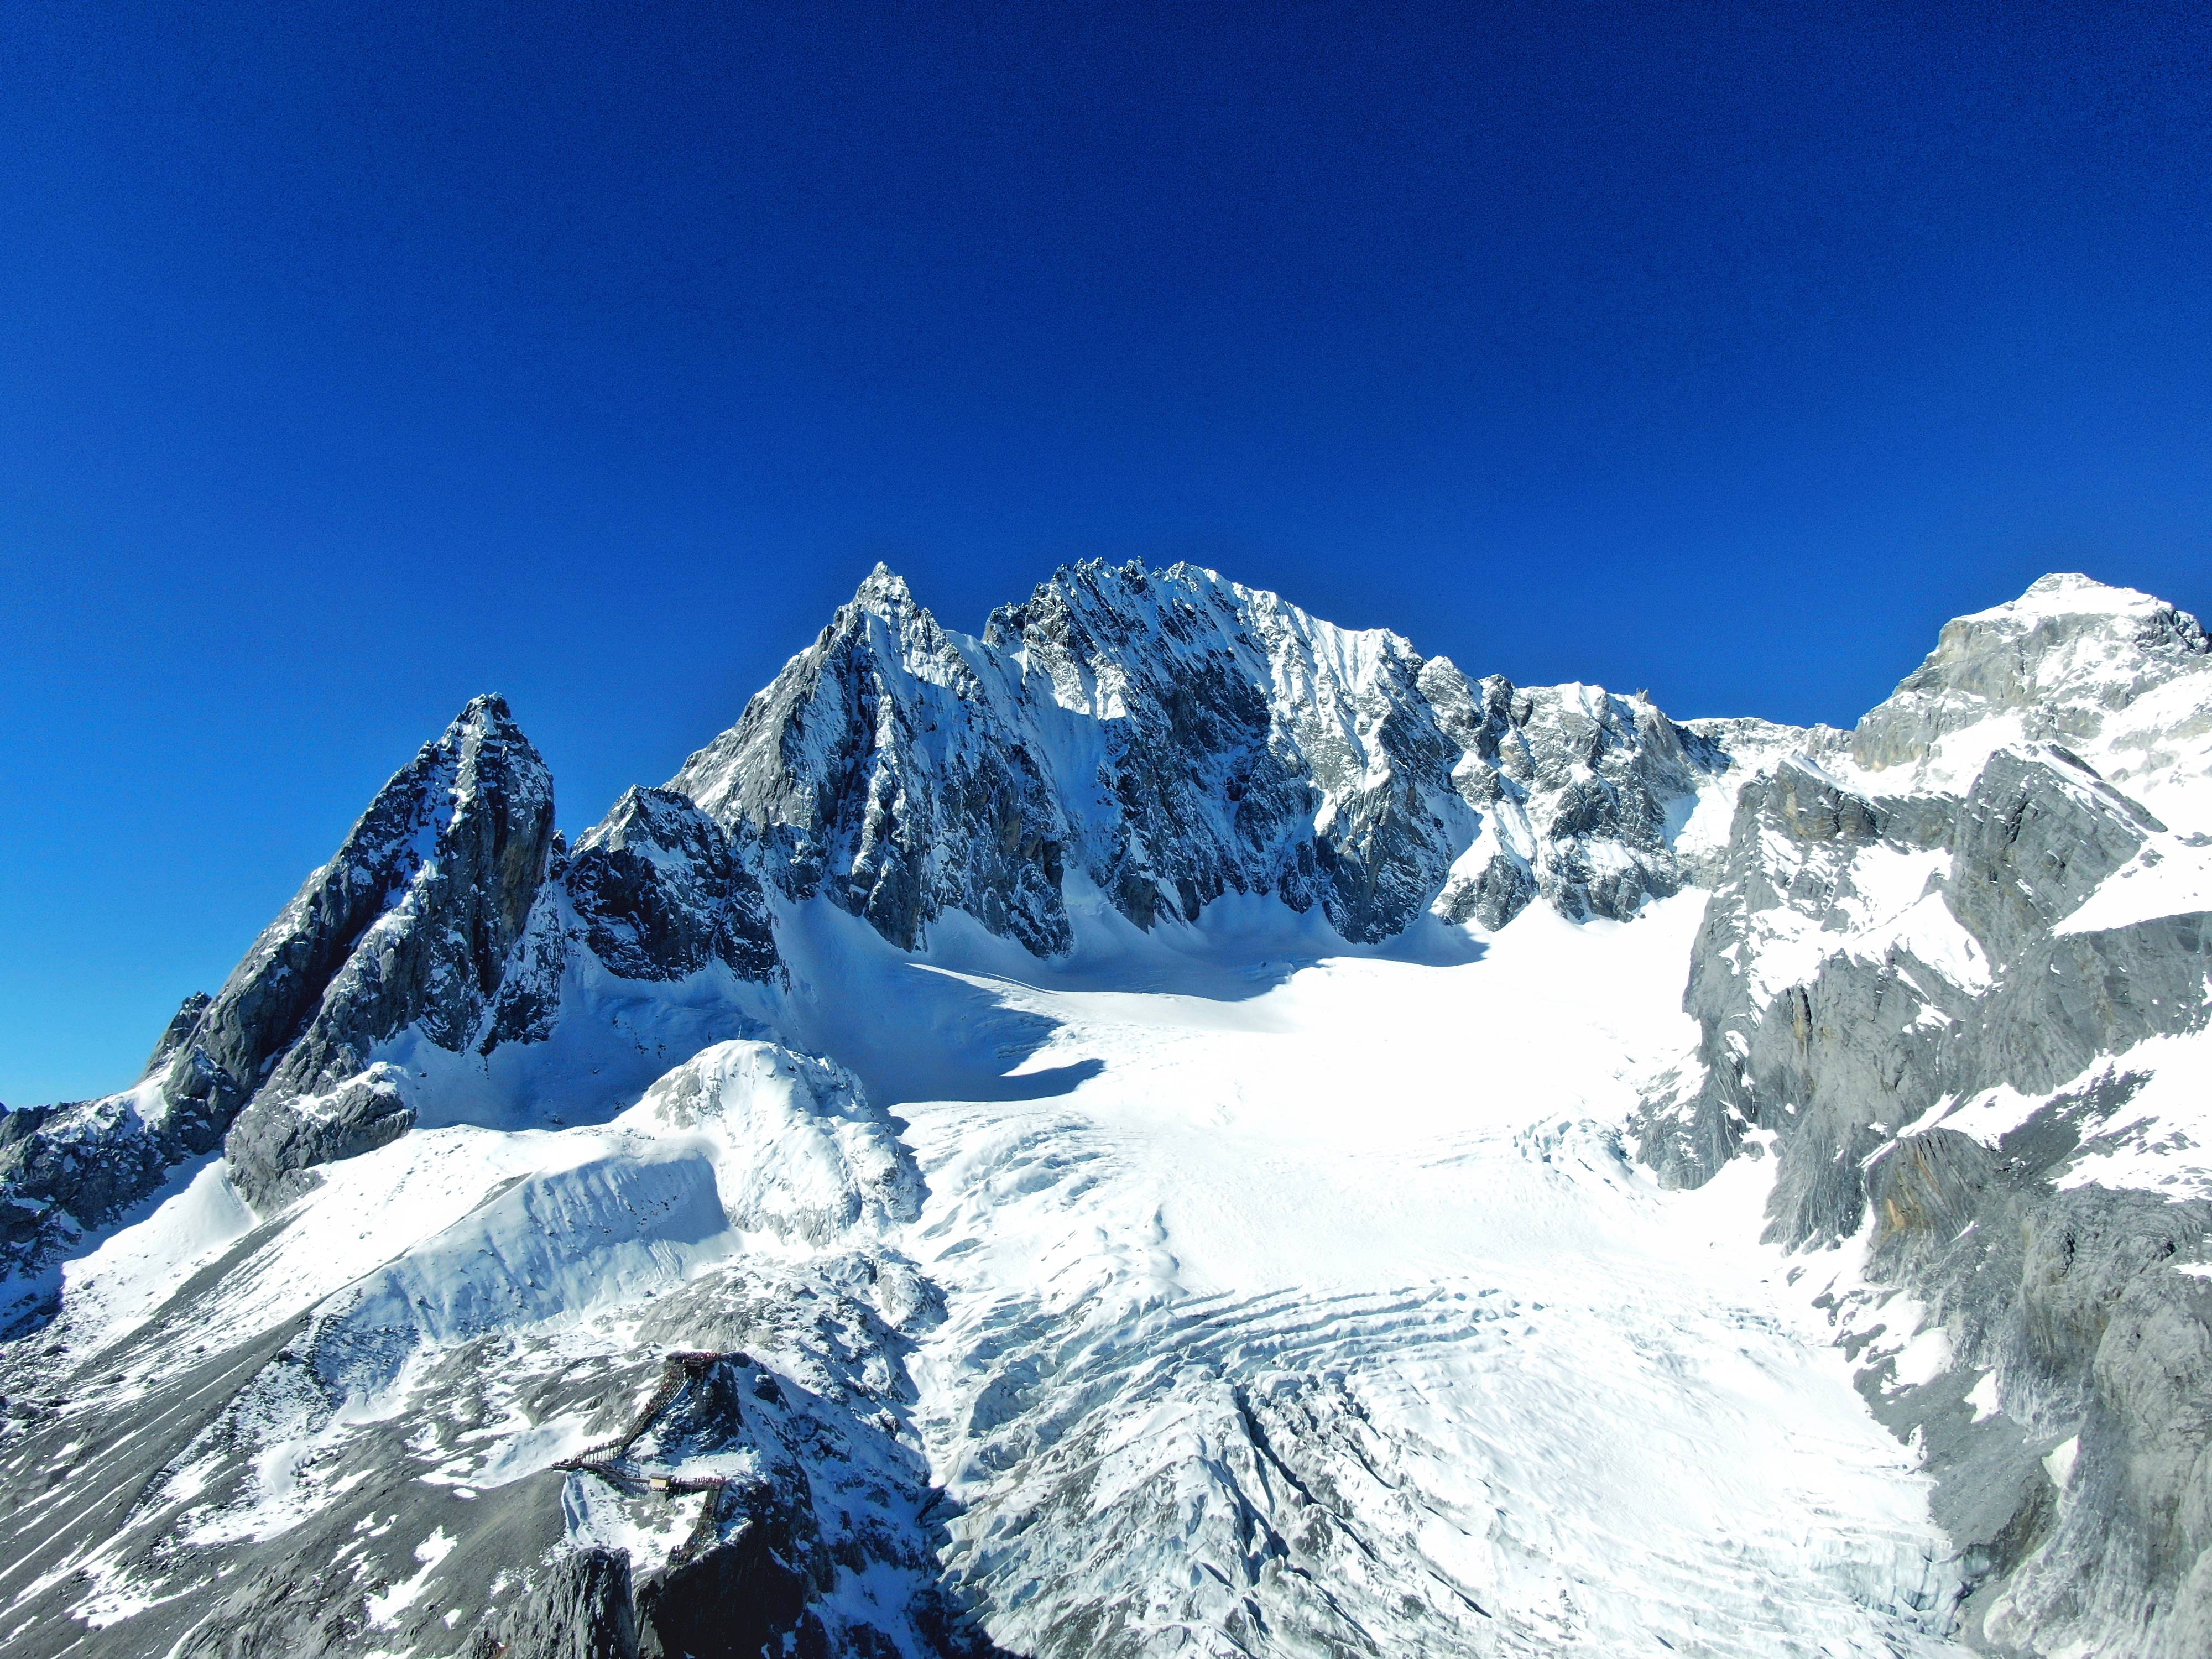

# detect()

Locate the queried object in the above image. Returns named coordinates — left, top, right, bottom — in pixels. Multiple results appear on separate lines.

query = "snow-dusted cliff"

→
left=2, top=565, right=2208, bottom=1659
left=669, top=561, right=1746, bottom=950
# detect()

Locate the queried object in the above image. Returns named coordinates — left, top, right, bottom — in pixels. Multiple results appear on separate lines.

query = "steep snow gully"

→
left=4, top=564, right=2211, bottom=1658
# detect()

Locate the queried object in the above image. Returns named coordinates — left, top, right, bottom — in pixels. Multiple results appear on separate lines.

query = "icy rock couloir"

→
left=2, top=564, right=2210, bottom=1658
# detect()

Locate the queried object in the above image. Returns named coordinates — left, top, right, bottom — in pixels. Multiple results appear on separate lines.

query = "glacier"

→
left=2, top=562, right=2208, bottom=1658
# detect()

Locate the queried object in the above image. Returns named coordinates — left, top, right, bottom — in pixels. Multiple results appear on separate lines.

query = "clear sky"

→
left=3, top=2, right=2209, bottom=1104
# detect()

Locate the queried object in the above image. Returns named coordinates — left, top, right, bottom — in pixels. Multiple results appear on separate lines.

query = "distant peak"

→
left=436, top=694, right=550, bottom=795
left=852, top=562, right=917, bottom=615
left=442, top=693, right=528, bottom=745
left=2025, top=572, right=2111, bottom=597
left=1963, top=572, right=2163, bottom=625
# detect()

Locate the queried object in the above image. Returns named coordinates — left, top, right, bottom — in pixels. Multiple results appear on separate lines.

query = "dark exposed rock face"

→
left=480, top=791, right=786, bottom=1057
left=0, top=1091, right=174, bottom=1311
left=669, top=560, right=1745, bottom=953
left=666, top=566, right=1080, bottom=956
left=481, top=1547, right=639, bottom=1659
left=143, top=992, right=212, bottom=1078
left=197, top=695, right=554, bottom=1138
left=984, top=562, right=1475, bottom=942
left=220, top=696, right=558, bottom=1202
left=0, top=696, right=559, bottom=1282
left=633, top=1502, right=820, bottom=1659
left=565, top=789, right=780, bottom=985
left=1423, top=672, right=1739, bottom=926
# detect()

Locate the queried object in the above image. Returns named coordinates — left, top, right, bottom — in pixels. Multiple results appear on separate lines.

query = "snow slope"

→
left=763, top=889, right=1970, bottom=1657
left=0, top=886, right=1973, bottom=1659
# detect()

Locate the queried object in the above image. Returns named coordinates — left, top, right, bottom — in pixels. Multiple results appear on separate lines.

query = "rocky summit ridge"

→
left=2, top=564, right=2209, bottom=1659
left=669, top=559, right=1742, bottom=951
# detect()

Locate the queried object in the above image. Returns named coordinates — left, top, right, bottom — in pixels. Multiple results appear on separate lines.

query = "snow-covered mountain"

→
left=2, top=564, right=2208, bottom=1659
left=669, top=562, right=1739, bottom=947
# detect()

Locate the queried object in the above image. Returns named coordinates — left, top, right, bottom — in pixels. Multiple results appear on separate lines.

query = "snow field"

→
left=25, top=882, right=1986, bottom=1657
left=784, top=891, right=1974, bottom=1656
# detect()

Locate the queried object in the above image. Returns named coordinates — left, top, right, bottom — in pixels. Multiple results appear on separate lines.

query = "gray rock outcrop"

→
left=1634, top=574, right=2212, bottom=1656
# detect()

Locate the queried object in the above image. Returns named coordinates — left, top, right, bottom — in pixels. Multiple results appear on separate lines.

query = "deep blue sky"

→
left=4, top=3, right=2209, bottom=1103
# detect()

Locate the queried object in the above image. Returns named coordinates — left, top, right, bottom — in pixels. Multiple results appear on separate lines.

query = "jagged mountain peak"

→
left=849, top=560, right=920, bottom=618
left=989, top=555, right=1421, bottom=672
left=1851, top=569, right=2212, bottom=810
left=1974, top=568, right=2180, bottom=620
left=664, top=558, right=1749, bottom=951
left=1910, top=568, right=2206, bottom=667
left=451, top=687, right=523, bottom=727
left=575, top=782, right=712, bottom=854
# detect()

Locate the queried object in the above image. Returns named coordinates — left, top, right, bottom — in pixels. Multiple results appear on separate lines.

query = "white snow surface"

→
left=35, top=888, right=1971, bottom=1657
left=770, top=888, right=1969, bottom=1656
left=41, top=1039, right=910, bottom=1396
left=2057, top=830, right=2212, bottom=937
